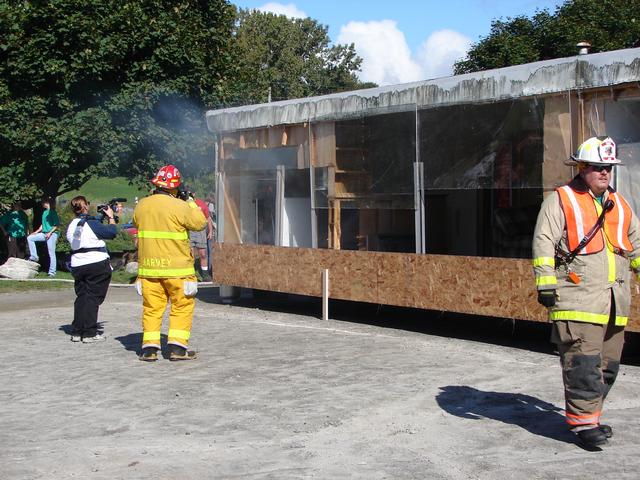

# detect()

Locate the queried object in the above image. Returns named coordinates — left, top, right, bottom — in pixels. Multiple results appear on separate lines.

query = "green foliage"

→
left=55, top=202, right=135, bottom=253
left=0, top=2, right=371, bottom=209
left=454, top=0, right=640, bottom=74
left=229, top=9, right=370, bottom=104
left=53, top=203, right=75, bottom=253
left=182, top=172, right=216, bottom=202
left=111, top=268, right=137, bottom=284
left=104, top=228, right=136, bottom=253
left=0, top=0, right=236, bottom=205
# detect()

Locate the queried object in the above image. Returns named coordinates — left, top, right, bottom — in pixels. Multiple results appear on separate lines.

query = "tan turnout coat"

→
left=532, top=177, right=640, bottom=326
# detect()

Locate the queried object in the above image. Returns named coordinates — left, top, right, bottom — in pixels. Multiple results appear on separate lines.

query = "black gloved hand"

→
left=537, top=289, right=557, bottom=308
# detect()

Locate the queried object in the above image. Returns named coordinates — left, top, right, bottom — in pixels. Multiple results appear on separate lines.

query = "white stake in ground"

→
left=322, top=268, right=329, bottom=321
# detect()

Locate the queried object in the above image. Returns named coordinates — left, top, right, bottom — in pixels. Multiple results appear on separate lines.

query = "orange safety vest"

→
left=557, top=185, right=634, bottom=254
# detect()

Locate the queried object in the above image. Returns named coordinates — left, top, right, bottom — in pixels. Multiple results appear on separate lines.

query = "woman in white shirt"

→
left=66, top=196, right=117, bottom=343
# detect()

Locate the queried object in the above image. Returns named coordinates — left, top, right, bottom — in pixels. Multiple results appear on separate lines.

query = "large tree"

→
left=0, top=0, right=236, bottom=206
left=454, top=0, right=640, bottom=75
left=229, top=9, right=372, bottom=105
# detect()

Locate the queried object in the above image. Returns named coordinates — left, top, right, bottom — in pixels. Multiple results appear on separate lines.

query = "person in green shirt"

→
left=0, top=201, right=29, bottom=259
left=27, top=199, right=60, bottom=276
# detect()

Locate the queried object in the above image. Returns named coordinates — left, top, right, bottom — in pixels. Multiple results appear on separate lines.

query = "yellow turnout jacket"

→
left=133, top=192, right=206, bottom=278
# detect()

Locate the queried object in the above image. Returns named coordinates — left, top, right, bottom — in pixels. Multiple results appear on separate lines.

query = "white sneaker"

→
left=82, top=333, right=106, bottom=343
left=70, top=335, right=81, bottom=342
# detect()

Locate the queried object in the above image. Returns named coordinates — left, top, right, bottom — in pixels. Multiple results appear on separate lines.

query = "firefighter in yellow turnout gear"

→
left=134, top=165, right=206, bottom=361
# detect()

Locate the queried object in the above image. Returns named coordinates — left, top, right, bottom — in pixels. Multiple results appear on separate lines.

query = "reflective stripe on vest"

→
left=557, top=186, right=633, bottom=254
left=606, top=192, right=633, bottom=251
left=137, top=230, right=189, bottom=240
left=138, top=266, right=196, bottom=277
left=550, top=310, right=628, bottom=326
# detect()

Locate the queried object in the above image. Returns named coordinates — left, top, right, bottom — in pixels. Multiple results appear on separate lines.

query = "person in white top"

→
left=66, top=196, right=117, bottom=343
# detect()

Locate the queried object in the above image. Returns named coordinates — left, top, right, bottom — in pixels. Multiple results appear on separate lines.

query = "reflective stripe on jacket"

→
left=133, top=193, right=206, bottom=278
left=532, top=176, right=640, bottom=326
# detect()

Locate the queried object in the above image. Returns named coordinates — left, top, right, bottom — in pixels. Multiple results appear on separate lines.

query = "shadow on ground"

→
left=436, top=385, right=577, bottom=446
left=195, top=286, right=640, bottom=364
left=198, top=287, right=557, bottom=355
left=113, top=332, right=176, bottom=359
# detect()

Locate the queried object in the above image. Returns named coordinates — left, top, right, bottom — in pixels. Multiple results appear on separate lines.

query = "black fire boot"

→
left=138, top=347, right=159, bottom=362
left=599, top=424, right=613, bottom=438
left=169, top=344, right=197, bottom=361
left=577, top=427, right=608, bottom=449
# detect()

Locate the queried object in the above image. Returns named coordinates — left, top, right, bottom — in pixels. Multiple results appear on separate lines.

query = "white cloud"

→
left=257, top=2, right=307, bottom=19
left=338, top=20, right=422, bottom=86
left=337, top=21, right=472, bottom=86
left=416, top=30, right=472, bottom=80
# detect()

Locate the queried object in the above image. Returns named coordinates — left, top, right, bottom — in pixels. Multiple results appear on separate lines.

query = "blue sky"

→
left=234, top=1, right=566, bottom=85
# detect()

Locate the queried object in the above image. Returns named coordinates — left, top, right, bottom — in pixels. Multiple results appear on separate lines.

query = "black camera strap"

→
left=555, top=198, right=614, bottom=268
left=71, top=246, right=108, bottom=254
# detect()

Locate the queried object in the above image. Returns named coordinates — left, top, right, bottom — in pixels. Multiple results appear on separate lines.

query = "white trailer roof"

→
left=206, top=48, right=640, bottom=133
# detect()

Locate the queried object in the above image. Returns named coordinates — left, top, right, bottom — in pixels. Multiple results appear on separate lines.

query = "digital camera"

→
left=96, top=197, right=127, bottom=223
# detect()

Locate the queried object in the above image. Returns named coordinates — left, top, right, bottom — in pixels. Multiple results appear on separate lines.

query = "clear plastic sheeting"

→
left=604, top=98, right=640, bottom=215
left=420, top=94, right=572, bottom=258
left=212, top=58, right=640, bottom=256
left=312, top=111, right=416, bottom=210
left=223, top=172, right=277, bottom=245
left=421, top=98, right=551, bottom=190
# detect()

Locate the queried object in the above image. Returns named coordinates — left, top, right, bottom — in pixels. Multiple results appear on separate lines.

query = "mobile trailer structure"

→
left=206, top=48, right=640, bottom=332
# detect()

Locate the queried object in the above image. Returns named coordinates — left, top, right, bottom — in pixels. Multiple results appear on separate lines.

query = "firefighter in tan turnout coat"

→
left=133, top=164, right=206, bottom=362
left=533, top=136, right=640, bottom=449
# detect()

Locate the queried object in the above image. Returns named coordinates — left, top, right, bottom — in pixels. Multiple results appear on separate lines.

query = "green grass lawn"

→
left=59, top=176, right=150, bottom=205
left=0, top=278, right=73, bottom=293
left=0, top=269, right=137, bottom=293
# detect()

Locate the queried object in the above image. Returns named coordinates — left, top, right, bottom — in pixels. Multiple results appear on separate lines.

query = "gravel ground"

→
left=1, top=285, right=639, bottom=479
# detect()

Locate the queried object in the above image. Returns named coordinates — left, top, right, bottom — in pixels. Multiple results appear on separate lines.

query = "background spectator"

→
left=0, top=201, right=29, bottom=259
left=27, top=199, right=60, bottom=276
left=188, top=189, right=214, bottom=281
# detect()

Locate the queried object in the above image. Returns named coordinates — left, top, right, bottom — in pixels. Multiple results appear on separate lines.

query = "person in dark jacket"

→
left=66, top=196, right=117, bottom=343
left=0, top=201, right=29, bottom=259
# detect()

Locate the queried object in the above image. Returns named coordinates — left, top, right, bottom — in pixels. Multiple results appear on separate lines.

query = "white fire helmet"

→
left=568, top=136, right=622, bottom=166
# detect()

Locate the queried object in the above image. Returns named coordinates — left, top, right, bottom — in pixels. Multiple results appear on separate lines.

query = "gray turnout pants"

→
left=551, top=306, right=625, bottom=430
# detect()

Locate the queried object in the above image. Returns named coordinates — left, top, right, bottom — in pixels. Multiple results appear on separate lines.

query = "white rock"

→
left=0, top=257, right=39, bottom=279
left=124, top=261, right=139, bottom=274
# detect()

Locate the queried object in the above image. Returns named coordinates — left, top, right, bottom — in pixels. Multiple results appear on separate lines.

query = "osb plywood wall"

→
left=213, top=243, right=640, bottom=332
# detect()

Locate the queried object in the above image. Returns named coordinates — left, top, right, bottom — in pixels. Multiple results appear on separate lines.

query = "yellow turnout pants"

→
left=140, top=276, right=197, bottom=350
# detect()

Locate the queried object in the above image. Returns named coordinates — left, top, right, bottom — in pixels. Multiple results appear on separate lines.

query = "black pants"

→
left=7, top=236, right=26, bottom=258
left=71, top=259, right=112, bottom=337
